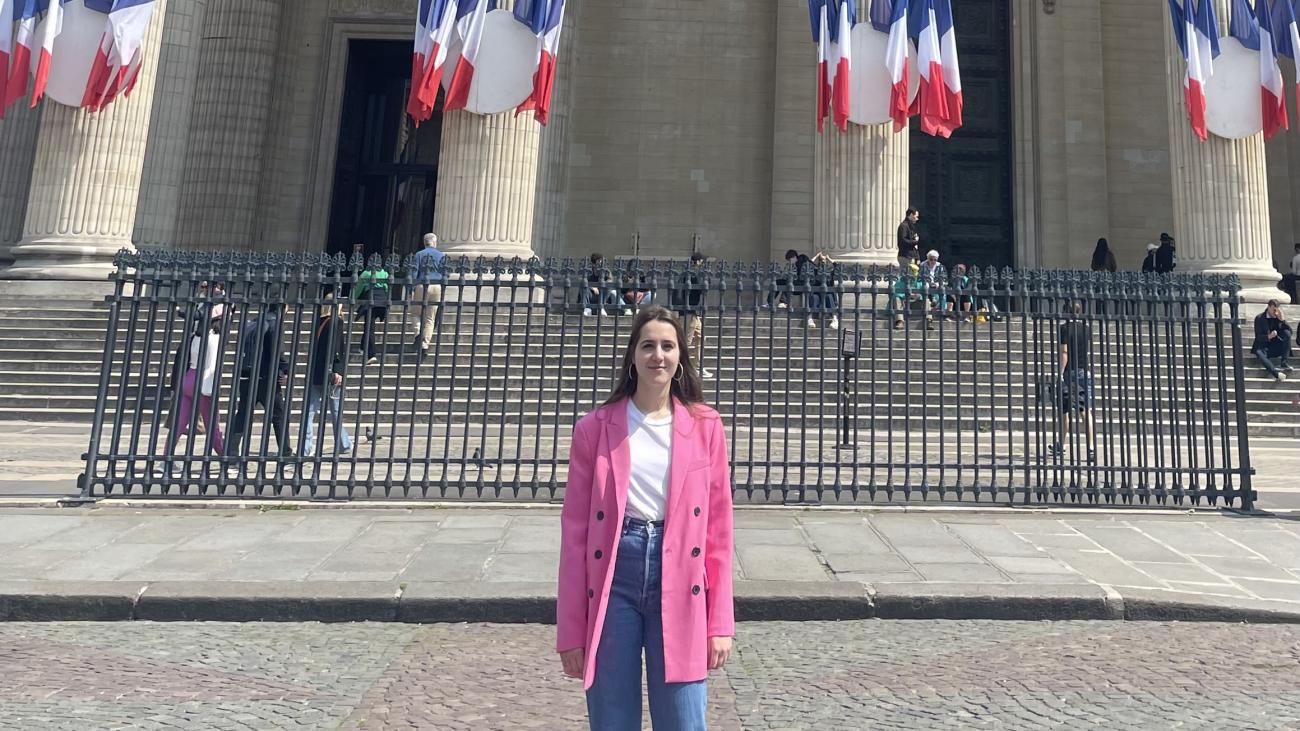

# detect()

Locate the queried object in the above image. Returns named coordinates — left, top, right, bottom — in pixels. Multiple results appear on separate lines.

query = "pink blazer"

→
left=556, top=398, right=735, bottom=690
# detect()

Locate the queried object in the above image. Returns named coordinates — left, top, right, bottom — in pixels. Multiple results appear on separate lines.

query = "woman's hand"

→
left=708, top=636, right=733, bottom=670
left=560, top=647, right=585, bottom=678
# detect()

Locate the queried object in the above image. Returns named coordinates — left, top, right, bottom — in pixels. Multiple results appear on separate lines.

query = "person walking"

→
left=166, top=305, right=227, bottom=465
left=897, top=208, right=921, bottom=268
left=1155, top=233, right=1177, bottom=274
left=412, top=232, right=446, bottom=357
left=557, top=305, right=735, bottom=731
left=672, top=252, right=713, bottom=379
left=1091, top=238, right=1117, bottom=273
left=1141, top=243, right=1158, bottom=273
left=1052, top=302, right=1096, bottom=464
left=227, top=303, right=292, bottom=458
left=352, top=259, right=391, bottom=365
left=301, top=298, right=353, bottom=458
left=1253, top=299, right=1294, bottom=382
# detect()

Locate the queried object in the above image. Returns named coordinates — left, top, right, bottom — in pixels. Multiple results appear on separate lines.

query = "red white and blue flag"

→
left=408, top=0, right=457, bottom=125
left=29, top=0, right=63, bottom=106
left=883, top=0, right=909, bottom=131
left=932, top=0, right=961, bottom=137
left=3, top=0, right=39, bottom=114
left=1270, top=0, right=1300, bottom=108
left=1258, top=0, right=1289, bottom=138
left=1169, top=0, right=1219, bottom=141
left=910, top=0, right=948, bottom=136
left=513, top=0, right=565, bottom=125
left=0, top=0, right=17, bottom=116
left=443, top=0, right=488, bottom=111
left=809, top=0, right=854, bottom=132
left=82, top=0, right=157, bottom=111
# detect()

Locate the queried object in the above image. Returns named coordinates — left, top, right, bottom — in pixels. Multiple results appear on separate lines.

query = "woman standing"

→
left=558, top=305, right=735, bottom=730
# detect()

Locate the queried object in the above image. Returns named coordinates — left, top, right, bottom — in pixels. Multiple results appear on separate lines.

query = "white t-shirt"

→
left=1290, top=253, right=1300, bottom=276
left=626, top=401, right=673, bottom=522
left=188, top=332, right=221, bottom=397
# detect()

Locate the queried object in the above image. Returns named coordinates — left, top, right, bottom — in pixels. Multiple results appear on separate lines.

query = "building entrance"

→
left=327, top=40, right=442, bottom=259
left=909, top=0, right=1013, bottom=270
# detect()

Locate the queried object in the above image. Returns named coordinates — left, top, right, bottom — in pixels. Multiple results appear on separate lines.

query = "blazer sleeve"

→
left=705, top=416, right=735, bottom=638
left=557, top=417, right=595, bottom=653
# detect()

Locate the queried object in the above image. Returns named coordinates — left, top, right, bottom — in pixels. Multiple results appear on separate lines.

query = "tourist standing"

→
left=301, top=298, right=353, bottom=458
left=1091, top=238, right=1117, bottom=273
left=1155, top=233, right=1177, bottom=274
left=897, top=208, right=921, bottom=268
left=227, top=304, right=292, bottom=458
left=1141, top=243, right=1158, bottom=273
left=166, top=306, right=227, bottom=462
left=557, top=305, right=735, bottom=731
left=1053, top=302, right=1096, bottom=464
left=672, top=252, right=713, bottom=379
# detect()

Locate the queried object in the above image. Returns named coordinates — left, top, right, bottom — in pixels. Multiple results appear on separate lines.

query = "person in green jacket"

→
left=351, top=262, right=391, bottom=364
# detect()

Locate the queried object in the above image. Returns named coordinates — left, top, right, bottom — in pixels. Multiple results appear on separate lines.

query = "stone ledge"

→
left=134, top=581, right=400, bottom=622
left=0, top=580, right=144, bottom=621
left=871, top=582, right=1123, bottom=621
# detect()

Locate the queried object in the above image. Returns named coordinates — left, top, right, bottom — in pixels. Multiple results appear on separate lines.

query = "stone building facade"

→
left=0, top=0, right=1296, bottom=301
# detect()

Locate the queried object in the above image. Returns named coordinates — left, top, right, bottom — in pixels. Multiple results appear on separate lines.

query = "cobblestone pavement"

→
left=2, top=621, right=1299, bottom=730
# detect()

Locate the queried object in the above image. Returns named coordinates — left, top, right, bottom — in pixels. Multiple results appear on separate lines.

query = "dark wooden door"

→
left=327, top=40, right=443, bottom=259
left=909, top=0, right=1013, bottom=270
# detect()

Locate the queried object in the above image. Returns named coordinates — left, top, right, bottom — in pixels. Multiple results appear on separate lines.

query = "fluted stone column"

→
left=1164, top=0, right=1280, bottom=302
left=0, top=104, right=42, bottom=268
left=134, top=0, right=208, bottom=250
left=812, top=121, right=910, bottom=265
left=174, top=0, right=283, bottom=250
left=3, top=0, right=168, bottom=280
left=435, top=109, right=542, bottom=259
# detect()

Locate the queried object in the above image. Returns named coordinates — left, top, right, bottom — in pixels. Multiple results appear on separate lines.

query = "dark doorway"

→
left=909, top=0, right=1013, bottom=270
left=327, top=40, right=443, bottom=259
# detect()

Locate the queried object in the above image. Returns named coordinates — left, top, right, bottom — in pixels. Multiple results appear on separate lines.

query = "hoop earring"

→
left=629, top=367, right=637, bottom=381
left=674, top=364, right=685, bottom=382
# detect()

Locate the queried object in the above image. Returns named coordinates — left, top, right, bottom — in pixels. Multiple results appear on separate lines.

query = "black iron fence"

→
left=80, top=250, right=1255, bottom=508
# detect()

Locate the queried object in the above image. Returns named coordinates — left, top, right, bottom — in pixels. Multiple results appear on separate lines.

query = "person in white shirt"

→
left=166, top=306, right=227, bottom=460
left=1286, top=243, right=1300, bottom=304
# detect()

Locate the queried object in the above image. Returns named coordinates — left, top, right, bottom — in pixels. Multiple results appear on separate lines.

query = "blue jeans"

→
left=587, top=518, right=707, bottom=731
left=301, top=384, right=352, bottom=457
left=581, top=288, right=619, bottom=309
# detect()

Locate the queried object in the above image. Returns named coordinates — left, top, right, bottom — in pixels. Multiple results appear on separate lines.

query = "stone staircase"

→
left=0, top=296, right=1296, bottom=443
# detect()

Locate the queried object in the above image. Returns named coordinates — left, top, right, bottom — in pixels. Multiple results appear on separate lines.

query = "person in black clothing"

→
left=672, top=252, right=712, bottom=379
left=765, top=249, right=799, bottom=309
left=1155, top=233, right=1176, bottom=274
left=1090, top=238, right=1117, bottom=273
left=897, top=208, right=921, bottom=268
left=1141, top=243, right=1158, bottom=273
left=227, top=303, right=292, bottom=458
left=1052, top=302, right=1096, bottom=464
left=301, top=297, right=353, bottom=457
left=1253, top=299, right=1294, bottom=382
left=582, top=252, right=619, bottom=316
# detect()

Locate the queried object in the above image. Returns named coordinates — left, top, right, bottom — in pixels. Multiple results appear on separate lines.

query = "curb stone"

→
left=2, top=580, right=1299, bottom=623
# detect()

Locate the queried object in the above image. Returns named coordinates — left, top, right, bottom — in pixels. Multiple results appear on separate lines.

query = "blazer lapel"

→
left=605, top=402, right=631, bottom=522
left=666, top=398, right=696, bottom=523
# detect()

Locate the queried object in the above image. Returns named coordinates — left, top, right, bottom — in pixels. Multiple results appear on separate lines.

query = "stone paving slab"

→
left=0, top=506, right=1300, bottom=622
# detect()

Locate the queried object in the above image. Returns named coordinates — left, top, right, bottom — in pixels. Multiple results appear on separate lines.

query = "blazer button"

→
left=594, top=550, right=603, bottom=559
left=691, top=585, right=701, bottom=595
left=693, top=507, right=701, bottom=517
left=691, top=547, right=701, bottom=557
left=596, top=511, right=605, bottom=520
left=587, top=589, right=594, bottom=598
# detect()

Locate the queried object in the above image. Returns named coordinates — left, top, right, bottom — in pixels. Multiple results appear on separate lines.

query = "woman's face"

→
left=633, top=320, right=681, bottom=388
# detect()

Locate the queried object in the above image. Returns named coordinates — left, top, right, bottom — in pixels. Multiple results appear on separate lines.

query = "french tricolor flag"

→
left=3, top=0, right=39, bottom=114
left=514, top=0, right=565, bottom=126
left=932, top=0, right=961, bottom=137
left=443, top=0, right=488, bottom=112
left=29, top=0, right=63, bottom=106
left=1259, top=0, right=1288, bottom=139
left=0, top=0, right=15, bottom=117
left=82, top=0, right=156, bottom=111
left=408, top=0, right=457, bottom=125
left=1270, top=0, right=1300, bottom=103
left=1190, top=0, right=1220, bottom=141
left=910, top=0, right=948, bottom=136
left=808, top=0, right=854, bottom=132
left=883, top=0, right=909, bottom=132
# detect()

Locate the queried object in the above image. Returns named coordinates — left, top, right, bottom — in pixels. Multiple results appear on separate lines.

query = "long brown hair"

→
left=602, top=305, right=705, bottom=407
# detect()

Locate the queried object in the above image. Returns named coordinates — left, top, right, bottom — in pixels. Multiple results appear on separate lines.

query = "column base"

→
left=0, top=237, right=132, bottom=281
left=441, top=243, right=537, bottom=261
left=830, top=250, right=901, bottom=268
left=1182, top=261, right=1283, bottom=304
